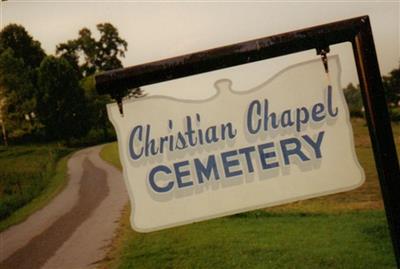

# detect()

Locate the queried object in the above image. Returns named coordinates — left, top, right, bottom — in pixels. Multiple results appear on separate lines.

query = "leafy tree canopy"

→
left=0, top=24, right=45, bottom=69
left=343, top=83, right=363, bottom=117
left=37, top=56, right=90, bottom=141
left=383, top=65, right=400, bottom=106
left=56, top=23, right=127, bottom=77
left=0, top=49, right=38, bottom=138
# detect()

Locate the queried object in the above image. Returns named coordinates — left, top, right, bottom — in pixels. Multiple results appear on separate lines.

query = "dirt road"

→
left=0, top=145, right=128, bottom=269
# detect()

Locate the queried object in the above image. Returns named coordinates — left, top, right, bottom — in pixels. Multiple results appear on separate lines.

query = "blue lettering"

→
left=194, top=155, right=220, bottom=183
left=281, top=110, right=294, bottom=128
left=258, top=142, right=279, bottom=169
left=264, top=99, right=279, bottom=130
left=238, top=146, right=256, bottom=173
left=205, top=126, right=218, bottom=144
left=174, top=161, right=193, bottom=188
left=296, top=107, right=309, bottom=132
left=312, top=103, right=325, bottom=122
left=247, top=100, right=261, bottom=134
left=302, top=131, right=324, bottom=158
left=145, top=124, right=159, bottom=156
left=129, top=125, right=144, bottom=160
left=221, top=150, right=243, bottom=178
left=327, top=86, right=338, bottom=117
left=280, top=138, right=310, bottom=165
left=148, top=165, right=174, bottom=193
left=221, top=122, right=237, bottom=140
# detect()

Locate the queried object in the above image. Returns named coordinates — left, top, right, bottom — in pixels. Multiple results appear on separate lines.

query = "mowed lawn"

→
left=99, top=119, right=399, bottom=269
left=0, top=145, right=73, bottom=231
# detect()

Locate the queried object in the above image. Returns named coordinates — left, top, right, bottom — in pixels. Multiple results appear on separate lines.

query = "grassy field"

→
left=0, top=145, right=74, bottom=231
left=99, top=119, right=399, bottom=269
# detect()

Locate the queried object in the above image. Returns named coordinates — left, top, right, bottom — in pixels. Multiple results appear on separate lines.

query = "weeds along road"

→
left=0, top=145, right=128, bottom=269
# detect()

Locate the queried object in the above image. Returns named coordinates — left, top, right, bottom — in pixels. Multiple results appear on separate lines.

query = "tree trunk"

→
left=102, top=122, right=108, bottom=141
left=0, top=119, right=8, bottom=146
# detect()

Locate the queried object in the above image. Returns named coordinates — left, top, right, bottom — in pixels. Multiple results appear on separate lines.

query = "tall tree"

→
left=56, top=22, right=127, bottom=77
left=37, top=56, right=90, bottom=142
left=0, top=49, right=38, bottom=139
left=55, top=40, right=81, bottom=77
left=95, top=23, right=127, bottom=71
left=56, top=23, right=128, bottom=142
left=0, top=24, right=46, bottom=141
left=383, top=65, right=400, bottom=106
left=343, top=83, right=363, bottom=117
left=0, top=24, right=45, bottom=70
left=80, top=75, right=114, bottom=141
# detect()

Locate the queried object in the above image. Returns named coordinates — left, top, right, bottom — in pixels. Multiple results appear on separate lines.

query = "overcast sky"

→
left=1, top=1, right=399, bottom=98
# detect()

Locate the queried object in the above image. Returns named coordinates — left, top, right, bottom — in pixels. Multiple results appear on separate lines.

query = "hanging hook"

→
left=316, top=46, right=330, bottom=74
left=111, top=90, right=125, bottom=117
left=321, top=51, right=329, bottom=74
left=117, top=97, right=124, bottom=117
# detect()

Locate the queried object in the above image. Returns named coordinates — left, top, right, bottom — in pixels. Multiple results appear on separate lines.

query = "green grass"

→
left=100, top=142, right=121, bottom=170
left=99, top=119, right=398, bottom=269
left=0, top=145, right=74, bottom=231
left=114, top=211, right=394, bottom=269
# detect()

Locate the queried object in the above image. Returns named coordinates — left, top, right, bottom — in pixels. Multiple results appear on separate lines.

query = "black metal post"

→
left=352, top=17, right=400, bottom=266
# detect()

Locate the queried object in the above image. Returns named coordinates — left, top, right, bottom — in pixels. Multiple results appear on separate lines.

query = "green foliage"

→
left=53, top=23, right=130, bottom=143
left=343, top=66, right=400, bottom=121
left=0, top=49, right=40, bottom=138
left=343, top=83, right=364, bottom=118
left=56, top=23, right=127, bottom=77
left=0, top=24, right=46, bottom=142
left=95, top=23, right=128, bottom=71
left=383, top=66, right=400, bottom=106
left=0, top=23, right=128, bottom=143
left=54, top=40, right=81, bottom=78
left=0, top=24, right=45, bottom=70
left=0, top=151, right=72, bottom=231
left=389, top=107, right=400, bottom=121
left=81, top=75, right=115, bottom=142
left=37, top=56, right=90, bottom=141
left=0, top=145, right=72, bottom=221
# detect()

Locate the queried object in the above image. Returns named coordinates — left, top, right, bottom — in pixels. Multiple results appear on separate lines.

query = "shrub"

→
left=390, top=107, right=400, bottom=122
left=0, top=145, right=71, bottom=220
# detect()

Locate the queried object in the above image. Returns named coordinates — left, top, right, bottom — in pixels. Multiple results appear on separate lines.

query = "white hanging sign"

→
left=108, top=56, right=364, bottom=232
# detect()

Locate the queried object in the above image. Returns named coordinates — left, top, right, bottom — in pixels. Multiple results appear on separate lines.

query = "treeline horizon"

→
left=0, top=23, right=399, bottom=147
left=0, top=23, right=136, bottom=146
left=344, top=64, right=400, bottom=120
